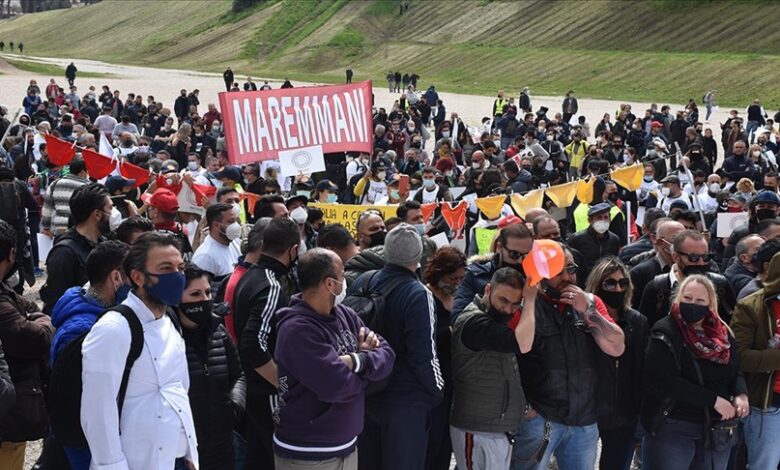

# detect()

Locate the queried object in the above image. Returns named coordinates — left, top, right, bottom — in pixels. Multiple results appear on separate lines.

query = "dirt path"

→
left=0, top=53, right=730, bottom=160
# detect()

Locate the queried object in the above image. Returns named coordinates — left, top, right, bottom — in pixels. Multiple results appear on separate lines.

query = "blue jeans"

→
left=643, top=418, right=730, bottom=470
left=233, top=430, right=247, bottom=470
left=511, top=414, right=598, bottom=470
left=705, top=104, right=713, bottom=121
left=744, top=406, right=780, bottom=469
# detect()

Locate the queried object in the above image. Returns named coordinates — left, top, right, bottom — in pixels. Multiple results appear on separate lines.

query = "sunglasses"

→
left=603, top=278, right=630, bottom=291
left=563, top=264, right=579, bottom=274
left=678, top=252, right=710, bottom=263
left=505, top=249, right=529, bottom=261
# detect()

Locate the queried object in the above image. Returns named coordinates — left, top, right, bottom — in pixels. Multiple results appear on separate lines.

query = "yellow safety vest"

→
left=573, top=204, right=621, bottom=232
left=474, top=226, right=498, bottom=255
left=494, top=98, right=508, bottom=116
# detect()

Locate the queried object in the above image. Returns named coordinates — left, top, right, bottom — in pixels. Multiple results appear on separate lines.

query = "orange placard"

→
left=522, top=239, right=565, bottom=286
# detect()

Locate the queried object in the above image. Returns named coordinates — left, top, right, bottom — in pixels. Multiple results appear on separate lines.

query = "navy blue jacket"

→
left=451, top=258, right=495, bottom=324
left=361, top=264, right=443, bottom=410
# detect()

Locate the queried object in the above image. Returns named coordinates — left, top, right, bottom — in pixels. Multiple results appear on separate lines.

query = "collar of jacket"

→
left=259, top=254, right=290, bottom=275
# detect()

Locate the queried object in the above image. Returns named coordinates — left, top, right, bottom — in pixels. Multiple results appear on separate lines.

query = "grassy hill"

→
left=2, top=0, right=780, bottom=106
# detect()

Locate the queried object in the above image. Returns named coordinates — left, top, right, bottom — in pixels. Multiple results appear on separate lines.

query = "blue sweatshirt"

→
left=273, top=295, right=395, bottom=460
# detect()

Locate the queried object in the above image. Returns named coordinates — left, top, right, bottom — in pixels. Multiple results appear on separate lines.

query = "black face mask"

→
left=756, top=208, right=776, bottom=221
left=543, top=285, right=563, bottom=300
left=681, top=264, right=709, bottom=276
left=607, top=193, right=619, bottom=203
left=368, top=230, right=386, bottom=248
left=679, top=302, right=709, bottom=324
left=180, top=299, right=213, bottom=327
left=599, top=290, right=626, bottom=310
left=98, top=214, right=111, bottom=235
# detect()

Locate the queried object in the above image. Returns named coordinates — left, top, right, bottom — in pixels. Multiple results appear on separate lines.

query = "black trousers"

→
left=599, top=421, right=638, bottom=470
left=244, top=393, right=276, bottom=470
left=425, top=389, right=452, bottom=470
left=358, top=402, right=430, bottom=470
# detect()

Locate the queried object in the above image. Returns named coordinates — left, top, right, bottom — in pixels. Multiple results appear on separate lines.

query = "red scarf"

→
left=671, top=303, right=731, bottom=364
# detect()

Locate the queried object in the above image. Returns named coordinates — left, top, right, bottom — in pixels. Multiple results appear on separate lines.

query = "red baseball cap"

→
left=142, top=188, right=179, bottom=213
left=498, top=215, right=524, bottom=229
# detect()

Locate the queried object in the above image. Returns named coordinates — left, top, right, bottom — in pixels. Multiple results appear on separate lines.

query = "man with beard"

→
left=451, top=223, right=533, bottom=321
left=345, top=211, right=387, bottom=287
left=638, top=230, right=736, bottom=326
left=40, top=183, right=110, bottom=314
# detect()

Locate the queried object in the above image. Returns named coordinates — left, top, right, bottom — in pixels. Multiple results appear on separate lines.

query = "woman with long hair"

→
left=423, top=246, right=467, bottom=470
left=641, top=275, right=748, bottom=470
left=585, top=257, right=648, bottom=470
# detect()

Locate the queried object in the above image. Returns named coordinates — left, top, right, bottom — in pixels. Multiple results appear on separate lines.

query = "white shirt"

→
left=657, top=193, right=692, bottom=214
left=192, top=234, right=241, bottom=277
left=364, top=180, right=387, bottom=204
left=81, top=292, right=198, bottom=470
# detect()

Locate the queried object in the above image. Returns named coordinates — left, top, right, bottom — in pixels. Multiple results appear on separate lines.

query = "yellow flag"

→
left=475, top=195, right=506, bottom=220
left=510, top=190, right=544, bottom=218
left=576, top=177, right=596, bottom=204
left=544, top=181, right=578, bottom=208
left=611, top=164, right=644, bottom=191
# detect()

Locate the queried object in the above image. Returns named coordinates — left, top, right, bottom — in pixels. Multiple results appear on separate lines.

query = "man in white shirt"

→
left=81, top=232, right=198, bottom=470
left=192, top=203, right=241, bottom=279
left=656, top=175, right=692, bottom=214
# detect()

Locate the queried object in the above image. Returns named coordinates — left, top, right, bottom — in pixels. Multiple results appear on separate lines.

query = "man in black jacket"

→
left=40, top=183, right=109, bottom=314
left=232, top=218, right=300, bottom=470
left=223, top=67, right=234, bottom=92
left=174, top=89, right=189, bottom=124
left=567, top=203, right=621, bottom=273
left=629, top=220, right=685, bottom=308
left=638, top=230, right=736, bottom=327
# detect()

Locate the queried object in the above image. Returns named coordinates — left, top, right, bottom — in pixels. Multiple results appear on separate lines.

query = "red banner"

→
left=82, top=148, right=116, bottom=180
left=218, top=81, right=373, bottom=164
left=43, top=134, right=76, bottom=167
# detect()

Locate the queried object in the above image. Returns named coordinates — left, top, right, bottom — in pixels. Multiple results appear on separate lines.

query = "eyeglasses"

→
left=505, top=249, right=529, bottom=261
left=677, top=252, right=710, bottom=263
left=563, top=264, right=579, bottom=274
left=603, top=278, right=630, bottom=291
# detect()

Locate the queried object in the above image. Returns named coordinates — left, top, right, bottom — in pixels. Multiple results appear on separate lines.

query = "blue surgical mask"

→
left=422, top=178, right=436, bottom=189
left=326, top=193, right=338, bottom=203
left=143, top=271, right=186, bottom=306
left=415, top=223, right=426, bottom=236
left=296, top=190, right=310, bottom=198
left=114, top=283, right=132, bottom=304
left=390, top=189, right=400, bottom=200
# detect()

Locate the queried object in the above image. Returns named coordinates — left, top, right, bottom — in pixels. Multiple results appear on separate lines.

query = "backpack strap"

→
left=103, top=304, right=144, bottom=422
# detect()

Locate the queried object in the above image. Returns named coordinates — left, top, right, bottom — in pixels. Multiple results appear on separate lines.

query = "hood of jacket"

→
left=51, top=286, right=105, bottom=329
left=345, top=245, right=385, bottom=273
left=763, top=251, right=780, bottom=297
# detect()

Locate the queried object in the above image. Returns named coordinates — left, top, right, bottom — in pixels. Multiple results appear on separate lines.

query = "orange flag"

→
left=544, top=181, right=578, bottom=208
left=610, top=164, right=644, bottom=192
left=240, top=192, right=262, bottom=217
left=81, top=148, right=116, bottom=180
left=420, top=202, right=438, bottom=224
left=510, top=190, right=544, bottom=218
left=475, top=195, right=505, bottom=220
left=43, top=134, right=76, bottom=166
left=441, top=201, right=468, bottom=232
left=576, top=177, right=596, bottom=204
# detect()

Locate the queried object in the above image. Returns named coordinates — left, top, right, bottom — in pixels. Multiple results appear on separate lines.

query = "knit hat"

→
left=384, top=223, right=423, bottom=267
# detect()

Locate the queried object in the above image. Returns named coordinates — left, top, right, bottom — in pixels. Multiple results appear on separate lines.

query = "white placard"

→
left=178, top=184, right=206, bottom=217
left=717, top=212, right=749, bottom=238
left=429, top=232, right=449, bottom=249
left=38, top=233, right=53, bottom=263
left=450, top=186, right=467, bottom=199
left=278, top=145, right=326, bottom=177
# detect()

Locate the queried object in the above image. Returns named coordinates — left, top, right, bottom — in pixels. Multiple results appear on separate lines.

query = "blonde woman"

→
left=168, top=122, right=192, bottom=169
left=641, top=275, right=748, bottom=470
left=585, top=257, right=648, bottom=470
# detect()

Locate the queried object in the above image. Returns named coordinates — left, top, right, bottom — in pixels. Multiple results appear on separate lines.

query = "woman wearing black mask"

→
left=585, top=257, right=647, bottom=470
left=177, top=265, right=246, bottom=470
left=423, top=246, right=467, bottom=470
left=641, top=275, right=748, bottom=470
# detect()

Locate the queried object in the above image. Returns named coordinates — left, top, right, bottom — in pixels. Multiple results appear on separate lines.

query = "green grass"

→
left=364, top=0, right=399, bottom=15
left=6, top=59, right=112, bottom=78
left=327, top=27, right=364, bottom=48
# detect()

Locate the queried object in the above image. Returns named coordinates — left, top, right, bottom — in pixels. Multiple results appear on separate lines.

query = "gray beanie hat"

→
left=384, top=223, right=423, bottom=266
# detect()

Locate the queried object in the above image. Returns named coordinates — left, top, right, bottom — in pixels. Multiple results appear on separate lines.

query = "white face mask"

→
left=377, top=171, right=387, bottom=180
left=224, top=221, right=242, bottom=241
left=231, top=202, right=241, bottom=215
left=593, top=220, right=610, bottom=234
left=441, top=131, right=450, bottom=138
left=109, top=206, right=123, bottom=232
left=709, top=183, right=721, bottom=193
left=472, top=161, right=482, bottom=170
left=291, top=206, right=308, bottom=224
left=753, top=151, right=761, bottom=158
left=661, top=187, right=671, bottom=197
left=187, top=161, right=199, bottom=171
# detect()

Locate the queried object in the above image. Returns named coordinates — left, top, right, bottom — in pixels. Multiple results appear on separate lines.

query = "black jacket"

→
left=629, top=256, right=666, bottom=309
left=638, top=271, right=736, bottom=327
left=641, top=316, right=747, bottom=433
left=567, top=226, right=621, bottom=273
left=184, top=317, right=246, bottom=467
left=40, top=229, right=98, bottom=314
left=619, top=236, right=652, bottom=265
left=233, top=255, right=296, bottom=395
left=723, top=260, right=755, bottom=296
left=0, top=339, right=13, bottom=425
left=596, top=308, right=648, bottom=430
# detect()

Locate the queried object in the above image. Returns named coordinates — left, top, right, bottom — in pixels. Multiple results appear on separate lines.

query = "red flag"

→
left=81, top=148, right=116, bottom=180
left=441, top=201, right=468, bottom=232
left=191, top=183, right=217, bottom=207
left=43, top=134, right=76, bottom=166
left=156, top=174, right=182, bottom=194
left=119, top=161, right=152, bottom=189
left=420, top=202, right=438, bottom=224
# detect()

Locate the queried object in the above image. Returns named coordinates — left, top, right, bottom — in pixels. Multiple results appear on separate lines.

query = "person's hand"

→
left=358, top=327, right=380, bottom=351
left=363, top=169, right=372, bottom=180
left=522, top=282, right=538, bottom=302
left=146, top=178, right=158, bottom=194
left=41, top=228, right=53, bottom=238
left=560, top=285, right=590, bottom=313
left=714, top=396, right=737, bottom=420
left=339, top=354, right=353, bottom=370
left=182, top=173, right=194, bottom=187
left=733, top=394, right=750, bottom=418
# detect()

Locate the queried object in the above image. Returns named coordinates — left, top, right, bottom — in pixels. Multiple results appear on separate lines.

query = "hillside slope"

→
left=1, top=0, right=779, bottom=106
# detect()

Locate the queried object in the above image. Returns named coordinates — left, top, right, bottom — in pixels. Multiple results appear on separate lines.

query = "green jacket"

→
left=730, top=252, right=780, bottom=409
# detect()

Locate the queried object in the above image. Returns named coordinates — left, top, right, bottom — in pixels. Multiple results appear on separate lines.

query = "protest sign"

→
left=278, top=144, right=326, bottom=177
left=219, top=81, right=373, bottom=165
left=716, top=212, right=749, bottom=238
left=310, top=203, right=397, bottom=235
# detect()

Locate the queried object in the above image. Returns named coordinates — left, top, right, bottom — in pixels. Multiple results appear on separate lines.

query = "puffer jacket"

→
left=50, top=287, right=106, bottom=365
left=345, top=246, right=385, bottom=287
left=731, top=252, right=780, bottom=409
left=184, top=316, right=246, bottom=466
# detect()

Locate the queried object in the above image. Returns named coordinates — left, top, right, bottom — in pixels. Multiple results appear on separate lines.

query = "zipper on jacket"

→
left=202, top=361, right=210, bottom=376
left=614, top=359, right=620, bottom=402
left=501, top=380, right=509, bottom=419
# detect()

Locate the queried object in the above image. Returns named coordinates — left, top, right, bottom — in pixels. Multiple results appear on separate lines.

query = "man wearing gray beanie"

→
left=357, top=223, right=443, bottom=470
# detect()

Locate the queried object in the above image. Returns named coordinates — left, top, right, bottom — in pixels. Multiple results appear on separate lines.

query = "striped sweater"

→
left=41, top=175, right=89, bottom=234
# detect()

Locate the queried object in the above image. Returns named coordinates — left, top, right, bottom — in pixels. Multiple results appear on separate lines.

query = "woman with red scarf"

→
left=640, top=275, right=748, bottom=470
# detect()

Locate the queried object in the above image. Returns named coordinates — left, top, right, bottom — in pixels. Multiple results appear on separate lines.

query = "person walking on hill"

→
left=703, top=90, right=715, bottom=122
left=562, top=90, right=578, bottom=123
left=17, top=43, right=22, bottom=54
left=223, top=67, right=234, bottom=92
left=65, top=63, right=77, bottom=87
left=346, top=68, right=353, bottom=84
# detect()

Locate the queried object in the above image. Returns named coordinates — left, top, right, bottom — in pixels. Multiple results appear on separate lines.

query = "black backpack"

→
left=47, top=305, right=143, bottom=448
left=0, top=180, right=21, bottom=229
left=342, top=270, right=406, bottom=394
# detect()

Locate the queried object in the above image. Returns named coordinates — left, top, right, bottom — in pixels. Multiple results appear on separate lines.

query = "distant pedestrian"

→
left=9, top=41, right=13, bottom=52
left=0, top=41, right=4, bottom=52
left=281, top=78, right=293, bottom=89
left=703, top=90, right=715, bottom=122
left=223, top=67, right=234, bottom=92
left=17, top=43, right=23, bottom=54
left=386, top=71, right=395, bottom=93
left=346, top=68, right=353, bottom=84
left=65, top=62, right=77, bottom=87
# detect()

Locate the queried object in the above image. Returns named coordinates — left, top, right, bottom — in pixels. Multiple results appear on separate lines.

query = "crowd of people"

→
left=0, top=66, right=779, bottom=470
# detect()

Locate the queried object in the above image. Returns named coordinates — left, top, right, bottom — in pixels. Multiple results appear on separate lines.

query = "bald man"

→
left=629, top=220, right=686, bottom=308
